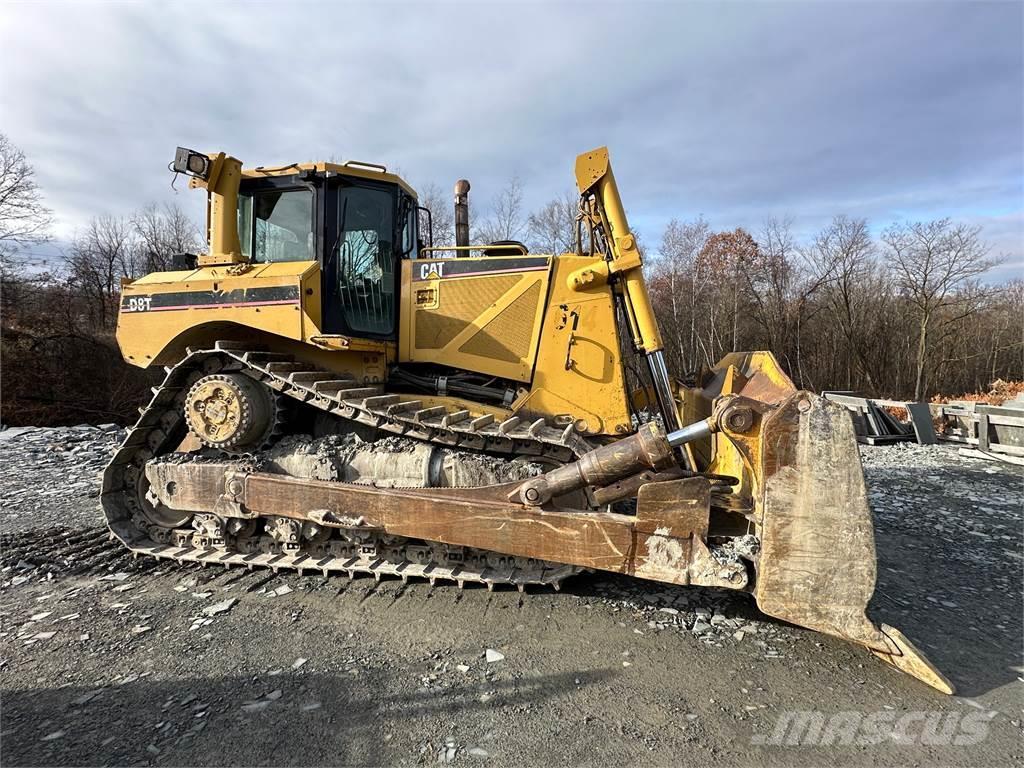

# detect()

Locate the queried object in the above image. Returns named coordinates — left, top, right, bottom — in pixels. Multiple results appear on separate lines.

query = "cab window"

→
left=238, top=189, right=314, bottom=263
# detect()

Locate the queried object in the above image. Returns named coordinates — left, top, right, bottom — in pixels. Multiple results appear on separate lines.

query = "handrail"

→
left=419, top=244, right=529, bottom=256
left=343, top=160, right=388, bottom=173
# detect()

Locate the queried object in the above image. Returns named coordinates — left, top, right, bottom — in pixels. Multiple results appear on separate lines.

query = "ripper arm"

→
left=574, top=147, right=681, bottom=433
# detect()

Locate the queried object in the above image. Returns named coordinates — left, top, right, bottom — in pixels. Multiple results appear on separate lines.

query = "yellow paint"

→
left=187, top=151, right=416, bottom=268
left=395, top=252, right=631, bottom=436
left=675, top=350, right=798, bottom=502
left=185, top=152, right=245, bottom=266
left=120, top=145, right=790, bottom=443
left=242, top=160, right=416, bottom=198
left=574, top=147, right=663, bottom=354
left=116, top=260, right=386, bottom=381
left=566, top=261, right=610, bottom=291
left=715, top=351, right=795, bottom=395
left=185, top=378, right=245, bottom=443
left=398, top=256, right=550, bottom=383
left=515, top=256, right=631, bottom=436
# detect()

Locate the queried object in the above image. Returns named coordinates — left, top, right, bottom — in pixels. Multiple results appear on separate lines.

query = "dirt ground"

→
left=0, top=428, right=1021, bottom=767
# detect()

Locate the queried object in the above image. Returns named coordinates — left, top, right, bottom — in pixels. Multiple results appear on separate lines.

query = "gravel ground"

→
left=0, top=426, right=1021, bottom=767
left=0, top=425, right=125, bottom=534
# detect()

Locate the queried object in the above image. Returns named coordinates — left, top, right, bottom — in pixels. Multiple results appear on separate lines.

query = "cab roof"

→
left=241, top=161, right=416, bottom=198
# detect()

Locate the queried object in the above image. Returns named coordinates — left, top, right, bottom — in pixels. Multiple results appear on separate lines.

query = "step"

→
left=468, top=414, right=495, bottom=432
left=363, top=394, right=401, bottom=409
left=215, top=340, right=264, bottom=352
left=441, top=410, right=470, bottom=428
left=527, top=418, right=547, bottom=437
left=413, top=406, right=447, bottom=423
left=242, top=352, right=294, bottom=364
left=497, top=417, right=521, bottom=435
left=386, top=400, right=422, bottom=416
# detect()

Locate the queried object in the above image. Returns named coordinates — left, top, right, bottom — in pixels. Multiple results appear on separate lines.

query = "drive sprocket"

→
left=184, top=372, right=277, bottom=452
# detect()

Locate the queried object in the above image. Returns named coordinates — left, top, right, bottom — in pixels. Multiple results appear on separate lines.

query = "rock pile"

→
left=589, top=580, right=793, bottom=656
left=0, top=425, right=127, bottom=534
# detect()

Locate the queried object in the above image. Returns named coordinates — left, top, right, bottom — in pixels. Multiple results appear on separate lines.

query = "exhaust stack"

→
left=454, top=179, right=471, bottom=254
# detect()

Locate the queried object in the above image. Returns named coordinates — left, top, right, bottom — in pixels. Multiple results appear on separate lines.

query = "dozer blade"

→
left=751, top=393, right=954, bottom=694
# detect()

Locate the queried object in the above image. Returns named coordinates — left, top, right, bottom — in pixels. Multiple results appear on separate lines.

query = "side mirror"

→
left=417, top=205, right=434, bottom=249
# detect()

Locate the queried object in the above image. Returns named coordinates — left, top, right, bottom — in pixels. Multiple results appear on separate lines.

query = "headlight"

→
left=173, top=147, right=210, bottom=180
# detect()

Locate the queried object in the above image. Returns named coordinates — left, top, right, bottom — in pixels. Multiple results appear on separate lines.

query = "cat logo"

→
left=419, top=262, right=444, bottom=281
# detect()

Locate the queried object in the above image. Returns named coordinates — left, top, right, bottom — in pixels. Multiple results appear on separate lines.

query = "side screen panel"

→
left=398, top=256, right=551, bottom=383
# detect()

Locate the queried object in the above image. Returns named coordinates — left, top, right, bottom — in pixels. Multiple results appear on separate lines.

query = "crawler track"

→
left=101, top=342, right=591, bottom=591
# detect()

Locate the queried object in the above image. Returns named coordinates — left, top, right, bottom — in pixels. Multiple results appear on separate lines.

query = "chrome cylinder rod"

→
left=667, top=418, right=713, bottom=448
left=645, top=349, right=681, bottom=433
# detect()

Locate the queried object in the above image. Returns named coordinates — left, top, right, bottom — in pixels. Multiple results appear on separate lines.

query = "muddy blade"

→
left=752, top=395, right=954, bottom=694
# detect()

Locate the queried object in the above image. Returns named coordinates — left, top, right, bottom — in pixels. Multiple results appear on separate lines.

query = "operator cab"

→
left=236, top=164, right=419, bottom=340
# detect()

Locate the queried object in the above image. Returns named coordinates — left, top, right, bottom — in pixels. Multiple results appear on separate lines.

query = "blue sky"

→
left=1, top=0, right=1021, bottom=280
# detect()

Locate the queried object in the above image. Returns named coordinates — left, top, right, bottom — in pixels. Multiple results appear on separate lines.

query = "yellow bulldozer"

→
left=103, top=146, right=951, bottom=693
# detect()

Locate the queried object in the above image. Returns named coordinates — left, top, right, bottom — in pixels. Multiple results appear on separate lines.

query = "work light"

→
left=173, top=147, right=210, bottom=180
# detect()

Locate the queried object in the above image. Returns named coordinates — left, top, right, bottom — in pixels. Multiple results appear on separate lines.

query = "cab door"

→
left=322, top=179, right=399, bottom=338
left=398, top=255, right=551, bottom=383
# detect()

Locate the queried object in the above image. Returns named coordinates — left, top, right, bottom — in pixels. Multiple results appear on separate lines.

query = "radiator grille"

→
left=459, top=281, right=541, bottom=363
left=414, top=274, right=520, bottom=349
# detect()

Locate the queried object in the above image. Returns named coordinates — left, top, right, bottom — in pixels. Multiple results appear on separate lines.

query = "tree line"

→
left=648, top=215, right=1019, bottom=401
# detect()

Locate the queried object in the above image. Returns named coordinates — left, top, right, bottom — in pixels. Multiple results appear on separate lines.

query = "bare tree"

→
left=474, top=175, right=525, bottom=244
left=810, top=215, right=885, bottom=391
left=653, top=217, right=710, bottom=371
left=882, top=219, right=997, bottom=400
left=415, top=182, right=455, bottom=250
left=526, top=191, right=577, bottom=255
left=743, top=217, right=836, bottom=388
left=64, top=216, right=135, bottom=328
left=981, top=280, right=1024, bottom=387
left=130, top=202, right=202, bottom=273
left=697, top=227, right=759, bottom=356
left=0, top=133, right=52, bottom=264
left=752, top=217, right=796, bottom=342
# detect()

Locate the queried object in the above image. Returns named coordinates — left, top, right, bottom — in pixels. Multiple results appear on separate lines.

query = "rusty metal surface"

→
left=145, top=460, right=746, bottom=590
left=591, top=467, right=685, bottom=506
left=100, top=343, right=595, bottom=594
left=754, top=394, right=886, bottom=650
left=454, top=179, right=470, bottom=249
left=517, top=422, right=674, bottom=505
left=872, top=623, right=955, bottom=695
left=747, top=393, right=957, bottom=693
left=107, top=342, right=953, bottom=693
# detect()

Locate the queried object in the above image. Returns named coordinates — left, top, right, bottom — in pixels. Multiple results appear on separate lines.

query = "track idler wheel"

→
left=184, top=373, right=276, bottom=452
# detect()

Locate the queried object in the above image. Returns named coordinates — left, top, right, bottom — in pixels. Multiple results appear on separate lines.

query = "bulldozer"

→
left=103, top=145, right=952, bottom=693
